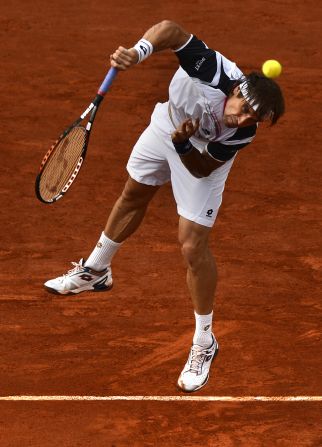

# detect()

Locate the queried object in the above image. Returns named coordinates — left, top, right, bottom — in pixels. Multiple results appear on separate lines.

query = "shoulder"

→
left=174, top=36, right=244, bottom=95
left=207, top=124, right=257, bottom=161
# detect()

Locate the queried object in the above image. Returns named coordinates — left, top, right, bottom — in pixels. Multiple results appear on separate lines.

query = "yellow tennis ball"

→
left=262, top=60, right=282, bottom=78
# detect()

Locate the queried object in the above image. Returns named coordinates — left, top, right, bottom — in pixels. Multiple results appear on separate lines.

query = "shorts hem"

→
left=177, top=207, right=218, bottom=228
left=126, top=166, right=167, bottom=187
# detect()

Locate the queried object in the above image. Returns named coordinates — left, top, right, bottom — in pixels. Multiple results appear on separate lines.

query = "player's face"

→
left=223, top=86, right=259, bottom=128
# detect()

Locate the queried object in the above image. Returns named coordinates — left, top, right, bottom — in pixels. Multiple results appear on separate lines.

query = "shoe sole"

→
left=177, top=344, right=219, bottom=393
left=44, top=282, right=113, bottom=296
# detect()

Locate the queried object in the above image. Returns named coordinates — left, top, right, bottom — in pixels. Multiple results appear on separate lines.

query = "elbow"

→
left=195, top=170, right=215, bottom=178
left=189, top=169, right=210, bottom=179
left=159, top=20, right=178, bottom=30
left=195, top=165, right=215, bottom=178
left=155, top=20, right=179, bottom=36
left=159, top=20, right=186, bottom=48
left=180, top=161, right=213, bottom=178
left=191, top=172, right=204, bottom=179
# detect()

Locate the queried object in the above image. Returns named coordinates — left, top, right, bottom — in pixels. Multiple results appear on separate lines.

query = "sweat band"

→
left=239, top=81, right=259, bottom=111
left=134, top=39, right=153, bottom=63
left=172, top=140, right=193, bottom=155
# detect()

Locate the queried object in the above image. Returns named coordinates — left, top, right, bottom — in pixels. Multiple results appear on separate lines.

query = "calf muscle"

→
left=104, top=177, right=160, bottom=243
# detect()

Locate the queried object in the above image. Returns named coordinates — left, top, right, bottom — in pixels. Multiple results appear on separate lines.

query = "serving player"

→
left=44, top=20, right=285, bottom=392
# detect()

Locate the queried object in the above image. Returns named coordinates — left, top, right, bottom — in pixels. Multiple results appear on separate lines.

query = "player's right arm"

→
left=110, top=20, right=191, bottom=70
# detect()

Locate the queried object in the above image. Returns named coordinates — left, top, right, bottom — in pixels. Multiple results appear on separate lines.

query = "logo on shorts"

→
left=206, top=209, right=213, bottom=217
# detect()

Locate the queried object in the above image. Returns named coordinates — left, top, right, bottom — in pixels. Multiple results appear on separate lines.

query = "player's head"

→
left=223, top=72, right=285, bottom=128
left=238, top=72, right=285, bottom=125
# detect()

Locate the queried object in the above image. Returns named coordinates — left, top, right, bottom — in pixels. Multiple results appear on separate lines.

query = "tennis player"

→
left=45, top=20, right=285, bottom=392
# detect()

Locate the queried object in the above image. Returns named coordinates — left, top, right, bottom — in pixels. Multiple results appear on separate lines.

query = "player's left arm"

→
left=178, top=148, right=226, bottom=179
left=171, top=119, right=226, bottom=178
left=110, top=20, right=191, bottom=70
left=171, top=120, right=255, bottom=178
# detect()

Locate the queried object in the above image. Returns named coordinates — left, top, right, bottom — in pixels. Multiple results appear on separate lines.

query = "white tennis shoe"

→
left=177, top=334, right=219, bottom=392
left=44, top=259, right=113, bottom=295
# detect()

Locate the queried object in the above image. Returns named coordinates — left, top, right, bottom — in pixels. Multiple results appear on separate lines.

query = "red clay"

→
left=1, top=0, right=321, bottom=445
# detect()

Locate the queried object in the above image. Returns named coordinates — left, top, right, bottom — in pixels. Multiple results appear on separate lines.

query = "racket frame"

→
left=35, top=67, right=117, bottom=204
left=35, top=94, right=103, bottom=203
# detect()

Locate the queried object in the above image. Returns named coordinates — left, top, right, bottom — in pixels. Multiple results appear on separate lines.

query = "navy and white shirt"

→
left=169, top=34, right=257, bottom=162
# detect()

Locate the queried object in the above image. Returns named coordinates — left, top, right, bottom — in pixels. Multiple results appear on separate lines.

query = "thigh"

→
left=127, top=123, right=171, bottom=186
left=168, top=151, right=236, bottom=228
left=122, top=176, right=161, bottom=206
left=178, top=216, right=212, bottom=247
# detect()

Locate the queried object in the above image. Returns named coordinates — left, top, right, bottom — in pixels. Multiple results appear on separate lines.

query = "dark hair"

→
left=237, top=72, right=285, bottom=125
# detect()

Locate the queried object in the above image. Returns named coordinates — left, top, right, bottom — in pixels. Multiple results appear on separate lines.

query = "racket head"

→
left=35, top=125, right=88, bottom=203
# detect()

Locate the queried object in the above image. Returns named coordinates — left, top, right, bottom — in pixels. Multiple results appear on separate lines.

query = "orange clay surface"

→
left=1, top=1, right=322, bottom=446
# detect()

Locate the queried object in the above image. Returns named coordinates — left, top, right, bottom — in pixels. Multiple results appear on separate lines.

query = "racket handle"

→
left=97, top=67, right=118, bottom=96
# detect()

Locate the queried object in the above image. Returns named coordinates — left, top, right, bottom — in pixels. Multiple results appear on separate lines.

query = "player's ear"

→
left=229, top=85, right=240, bottom=97
left=234, top=85, right=241, bottom=96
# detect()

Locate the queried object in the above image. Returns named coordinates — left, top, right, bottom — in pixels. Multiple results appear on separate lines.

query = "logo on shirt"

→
left=195, top=57, right=206, bottom=71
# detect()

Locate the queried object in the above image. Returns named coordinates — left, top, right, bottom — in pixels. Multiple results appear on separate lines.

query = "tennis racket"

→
left=35, top=66, right=118, bottom=204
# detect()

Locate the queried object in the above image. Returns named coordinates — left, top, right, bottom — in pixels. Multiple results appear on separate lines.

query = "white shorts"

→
left=127, top=102, right=236, bottom=227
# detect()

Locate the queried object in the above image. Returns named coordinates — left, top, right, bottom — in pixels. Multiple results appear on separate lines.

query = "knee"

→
left=180, top=240, right=208, bottom=271
left=119, top=180, right=152, bottom=209
left=120, top=187, right=139, bottom=207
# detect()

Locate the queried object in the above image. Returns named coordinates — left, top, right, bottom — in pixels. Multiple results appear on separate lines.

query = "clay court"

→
left=1, top=0, right=322, bottom=445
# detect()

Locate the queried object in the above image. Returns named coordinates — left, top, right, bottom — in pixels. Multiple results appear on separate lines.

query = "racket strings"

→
left=39, top=126, right=86, bottom=201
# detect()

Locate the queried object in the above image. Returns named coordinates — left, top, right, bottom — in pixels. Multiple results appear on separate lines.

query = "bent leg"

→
left=44, top=177, right=159, bottom=294
left=84, top=176, right=160, bottom=271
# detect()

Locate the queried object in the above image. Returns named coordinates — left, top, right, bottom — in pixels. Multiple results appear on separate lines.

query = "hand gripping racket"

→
left=35, top=67, right=118, bottom=204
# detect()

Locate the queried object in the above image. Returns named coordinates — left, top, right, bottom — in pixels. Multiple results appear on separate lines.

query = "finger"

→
left=111, top=52, right=132, bottom=67
left=186, top=118, right=198, bottom=134
left=185, top=121, right=194, bottom=134
left=181, top=118, right=192, bottom=127
left=193, top=119, right=200, bottom=132
left=115, top=47, right=134, bottom=62
left=110, top=46, right=136, bottom=69
left=110, top=55, right=127, bottom=70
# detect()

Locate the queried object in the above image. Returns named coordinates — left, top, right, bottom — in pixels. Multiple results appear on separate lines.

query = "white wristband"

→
left=134, top=38, right=153, bottom=63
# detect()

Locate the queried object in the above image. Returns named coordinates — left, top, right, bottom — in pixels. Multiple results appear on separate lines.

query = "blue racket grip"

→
left=97, top=67, right=118, bottom=96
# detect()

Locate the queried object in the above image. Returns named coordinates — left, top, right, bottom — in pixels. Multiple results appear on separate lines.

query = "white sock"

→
left=193, top=311, right=213, bottom=347
left=84, top=232, right=122, bottom=271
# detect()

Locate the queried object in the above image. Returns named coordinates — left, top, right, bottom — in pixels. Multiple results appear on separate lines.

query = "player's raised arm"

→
left=141, top=20, right=191, bottom=51
left=110, top=20, right=190, bottom=70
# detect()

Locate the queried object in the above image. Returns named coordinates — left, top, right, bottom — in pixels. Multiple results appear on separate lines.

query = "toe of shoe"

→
left=44, top=279, right=56, bottom=289
left=44, top=279, right=66, bottom=294
left=177, top=375, right=201, bottom=393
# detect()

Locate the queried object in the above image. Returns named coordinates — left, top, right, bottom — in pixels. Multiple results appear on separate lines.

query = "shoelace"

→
left=188, top=346, right=210, bottom=374
left=59, top=260, right=85, bottom=281
left=67, top=260, right=84, bottom=275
